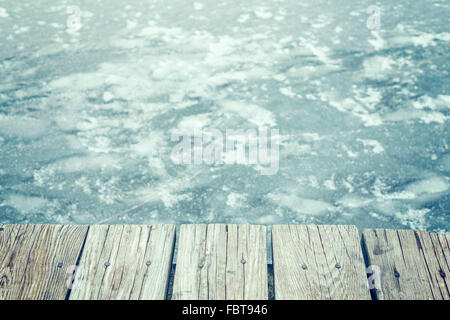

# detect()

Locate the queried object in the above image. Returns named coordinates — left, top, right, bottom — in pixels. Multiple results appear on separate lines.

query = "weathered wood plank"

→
left=69, top=224, right=175, bottom=300
left=172, top=224, right=267, bottom=300
left=362, top=229, right=450, bottom=300
left=0, top=224, right=88, bottom=300
left=272, top=225, right=370, bottom=300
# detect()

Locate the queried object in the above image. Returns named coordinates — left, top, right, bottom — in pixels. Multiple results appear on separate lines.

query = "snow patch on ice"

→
left=48, top=155, right=121, bottom=173
left=405, top=177, right=449, bottom=196
left=254, top=7, right=273, bottom=19
left=3, top=194, right=49, bottom=214
left=220, top=100, right=276, bottom=127
left=0, top=8, right=9, bottom=18
left=0, top=117, right=48, bottom=139
left=357, top=139, right=384, bottom=154
left=363, top=56, right=395, bottom=80
left=194, top=2, right=204, bottom=10
left=268, top=192, right=333, bottom=215
left=226, top=192, right=247, bottom=208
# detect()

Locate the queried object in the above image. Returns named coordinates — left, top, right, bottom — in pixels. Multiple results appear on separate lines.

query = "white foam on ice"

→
left=102, top=91, right=114, bottom=103
left=323, top=175, right=337, bottom=190
left=254, top=7, right=273, bottom=19
left=342, top=144, right=359, bottom=158
left=412, top=94, right=450, bottom=110
left=238, top=14, right=250, bottom=23
left=321, top=94, right=383, bottom=127
left=283, top=142, right=313, bottom=157
left=339, top=195, right=373, bottom=208
left=268, top=191, right=333, bottom=216
left=279, top=87, right=298, bottom=98
left=220, top=100, right=276, bottom=128
left=47, top=155, right=121, bottom=173
left=0, top=8, right=9, bottom=18
left=134, top=173, right=197, bottom=209
left=363, top=56, right=395, bottom=80
left=194, top=2, right=204, bottom=10
left=357, top=139, right=384, bottom=154
left=394, top=207, right=430, bottom=230
left=74, top=176, right=92, bottom=195
left=175, top=114, right=212, bottom=133
left=3, top=194, right=49, bottom=214
left=438, top=154, right=450, bottom=173
left=391, top=31, right=450, bottom=48
left=226, top=192, right=247, bottom=208
left=385, top=109, right=448, bottom=124
left=0, top=117, right=48, bottom=139
left=405, top=177, right=449, bottom=196
left=302, top=41, right=340, bottom=67
left=368, top=31, right=385, bottom=50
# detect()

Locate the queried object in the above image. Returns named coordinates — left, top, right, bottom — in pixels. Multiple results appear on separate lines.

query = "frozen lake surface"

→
left=0, top=0, right=449, bottom=233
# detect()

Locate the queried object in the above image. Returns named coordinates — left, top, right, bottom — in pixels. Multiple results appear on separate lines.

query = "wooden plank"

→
left=0, top=224, right=88, bottom=300
left=69, top=224, right=175, bottom=300
left=362, top=229, right=450, bottom=300
left=272, top=225, right=371, bottom=300
left=172, top=224, right=267, bottom=300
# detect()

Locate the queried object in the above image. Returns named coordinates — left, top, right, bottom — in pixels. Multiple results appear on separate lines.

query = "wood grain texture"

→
left=0, top=224, right=88, bottom=300
left=362, top=229, right=450, bottom=300
left=272, top=225, right=371, bottom=300
left=69, top=224, right=175, bottom=300
left=172, top=224, right=268, bottom=300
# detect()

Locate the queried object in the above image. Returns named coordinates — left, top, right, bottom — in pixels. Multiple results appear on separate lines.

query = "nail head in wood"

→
left=302, top=264, right=307, bottom=270
left=335, top=263, right=341, bottom=269
left=104, top=262, right=110, bottom=268
left=394, top=269, right=400, bottom=278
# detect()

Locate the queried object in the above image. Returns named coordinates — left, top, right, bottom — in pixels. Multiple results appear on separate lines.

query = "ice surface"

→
left=0, top=0, right=449, bottom=233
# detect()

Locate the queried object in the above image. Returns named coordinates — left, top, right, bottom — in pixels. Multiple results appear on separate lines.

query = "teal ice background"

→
left=0, top=0, right=449, bottom=233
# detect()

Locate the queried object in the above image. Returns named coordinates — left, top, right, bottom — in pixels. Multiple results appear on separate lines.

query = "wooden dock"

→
left=0, top=224, right=449, bottom=300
